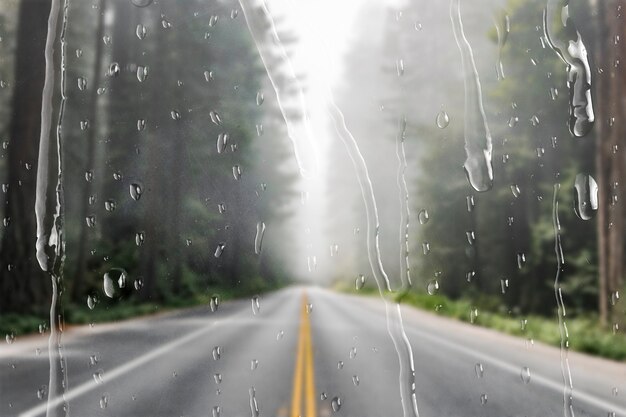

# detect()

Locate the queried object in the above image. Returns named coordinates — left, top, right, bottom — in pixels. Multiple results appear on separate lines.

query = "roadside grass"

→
left=0, top=285, right=268, bottom=340
left=338, top=283, right=626, bottom=361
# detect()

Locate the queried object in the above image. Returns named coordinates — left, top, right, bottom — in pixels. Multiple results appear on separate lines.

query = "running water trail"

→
left=35, top=0, right=70, bottom=415
left=449, top=0, right=494, bottom=192
left=551, top=184, right=576, bottom=417
left=238, top=1, right=420, bottom=415
left=395, top=116, right=412, bottom=290
left=238, top=0, right=319, bottom=179
left=493, top=10, right=510, bottom=81
left=543, top=0, right=594, bottom=138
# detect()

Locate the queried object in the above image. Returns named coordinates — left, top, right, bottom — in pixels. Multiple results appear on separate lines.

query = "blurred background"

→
left=0, top=0, right=624, bottom=370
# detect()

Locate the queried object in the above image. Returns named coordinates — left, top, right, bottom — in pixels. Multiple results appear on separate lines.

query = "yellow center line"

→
left=291, top=293, right=316, bottom=417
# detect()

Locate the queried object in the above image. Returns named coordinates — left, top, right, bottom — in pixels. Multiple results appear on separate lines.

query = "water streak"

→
left=395, top=117, right=412, bottom=289
left=35, top=0, right=70, bottom=415
left=543, top=0, right=594, bottom=137
left=450, top=0, right=494, bottom=192
left=239, top=2, right=420, bottom=415
left=552, top=184, right=576, bottom=417
left=238, top=0, right=319, bottom=178
left=493, top=11, right=510, bottom=80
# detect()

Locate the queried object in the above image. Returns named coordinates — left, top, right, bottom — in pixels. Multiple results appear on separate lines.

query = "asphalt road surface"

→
left=1, top=286, right=625, bottom=417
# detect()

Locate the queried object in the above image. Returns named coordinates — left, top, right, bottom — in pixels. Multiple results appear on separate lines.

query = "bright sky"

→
left=261, top=0, right=401, bottom=281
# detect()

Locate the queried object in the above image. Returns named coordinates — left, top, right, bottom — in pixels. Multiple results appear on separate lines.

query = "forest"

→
left=0, top=0, right=624, bottom=343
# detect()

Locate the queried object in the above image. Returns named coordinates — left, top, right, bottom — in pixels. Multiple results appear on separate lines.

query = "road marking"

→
left=409, top=325, right=626, bottom=416
left=17, top=314, right=240, bottom=417
left=291, top=293, right=317, bottom=417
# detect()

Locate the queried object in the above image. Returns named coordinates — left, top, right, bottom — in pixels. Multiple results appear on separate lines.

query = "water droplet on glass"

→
left=209, top=15, right=219, bottom=27
left=136, top=65, right=148, bottom=82
left=104, top=199, right=116, bottom=212
left=611, top=291, right=620, bottom=306
left=37, top=385, right=47, bottom=400
left=349, top=347, right=357, bottom=359
left=129, top=183, right=143, bottom=201
left=93, top=369, right=104, bottom=384
left=520, top=366, right=531, bottom=384
left=135, top=231, right=145, bottom=246
left=232, top=165, right=242, bottom=180
left=87, top=295, right=97, bottom=310
left=517, top=252, right=526, bottom=269
left=108, top=62, right=120, bottom=77
left=427, top=280, right=439, bottom=295
left=85, top=215, right=96, bottom=228
left=251, top=295, right=261, bottom=315
left=436, top=110, right=450, bottom=129
left=256, top=91, right=264, bottom=106
left=418, top=208, right=429, bottom=224
left=212, top=406, right=220, bottom=417
left=103, top=268, right=127, bottom=298
left=466, top=230, right=476, bottom=245
left=480, top=393, right=488, bottom=405
left=251, top=359, right=259, bottom=370
left=511, top=184, right=521, bottom=198
left=131, top=0, right=152, bottom=7
left=254, top=222, right=265, bottom=255
left=355, top=274, right=366, bottom=290
left=209, top=110, right=222, bottom=125
left=133, top=279, right=143, bottom=291
left=210, top=294, right=220, bottom=312
left=331, top=396, right=342, bottom=412
left=170, top=110, right=181, bottom=121
left=77, top=77, right=87, bottom=91
left=214, top=243, right=225, bottom=258
left=352, top=375, right=360, bottom=386
left=99, top=393, right=109, bottom=409
left=574, top=173, right=599, bottom=220
left=475, top=363, right=484, bottom=378
left=337, top=361, right=344, bottom=369
left=136, top=24, right=147, bottom=40
left=212, top=346, right=221, bottom=360
left=470, top=307, right=479, bottom=323
left=216, top=133, right=229, bottom=154
left=6, top=333, right=15, bottom=344
left=204, top=70, right=214, bottom=82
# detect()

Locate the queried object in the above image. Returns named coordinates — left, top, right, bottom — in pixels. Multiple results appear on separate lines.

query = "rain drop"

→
left=77, top=77, right=87, bottom=91
left=355, top=274, right=366, bottom=290
left=331, top=397, right=342, bottom=412
left=418, top=208, right=429, bottom=224
left=129, top=183, right=143, bottom=201
left=131, top=0, right=152, bottom=7
left=136, top=24, right=147, bottom=40
left=427, top=280, right=439, bottom=295
left=214, top=243, right=225, bottom=258
left=87, top=295, right=97, bottom=310
left=108, top=62, right=120, bottom=77
left=254, top=222, right=265, bottom=255
left=573, top=173, right=598, bottom=220
left=103, top=268, right=127, bottom=298
left=210, top=294, right=220, bottom=312
left=436, top=110, right=450, bottom=129
left=212, top=346, right=221, bottom=361
left=475, top=363, right=484, bottom=378
left=251, top=295, right=261, bottom=315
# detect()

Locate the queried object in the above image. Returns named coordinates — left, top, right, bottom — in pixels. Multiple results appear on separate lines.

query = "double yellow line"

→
left=290, top=293, right=316, bottom=417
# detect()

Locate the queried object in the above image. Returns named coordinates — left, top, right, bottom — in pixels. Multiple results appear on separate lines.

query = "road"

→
left=1, top=286, right=625, bottom=417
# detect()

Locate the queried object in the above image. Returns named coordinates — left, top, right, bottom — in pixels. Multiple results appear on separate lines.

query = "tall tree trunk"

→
left=71, top=0, right=107, bottom=300
left=594, top=0, right=625, bottom=326
left=0, top=0, right=51, bottom=314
